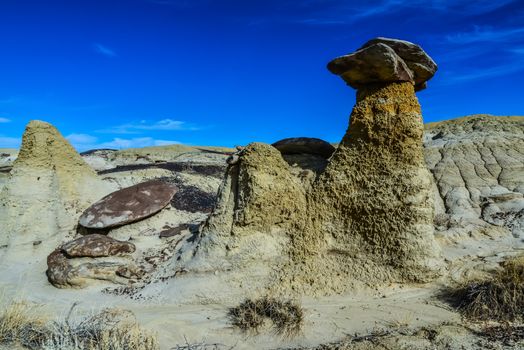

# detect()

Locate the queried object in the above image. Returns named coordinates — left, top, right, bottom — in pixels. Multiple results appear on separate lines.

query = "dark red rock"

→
left=272, top=137, right=336, bottom=159
left=159, top=224, right=190, bottom=238
left=61, top=234, right=135, bottom=258
left=79, top=180, right=177, bottom=229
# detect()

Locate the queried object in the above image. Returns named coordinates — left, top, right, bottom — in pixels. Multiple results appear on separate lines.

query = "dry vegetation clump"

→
left=443, top=256, right=524, bottom=322
left=0, top=301, right=48, bottom=348
left=228, top=297, right=304, bottom=337
left=0, top=301, right=159, bottom=350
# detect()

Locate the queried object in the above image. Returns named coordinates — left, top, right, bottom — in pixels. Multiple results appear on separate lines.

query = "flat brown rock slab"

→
left=272, top=137, right=336, bottom=159
left=61, top=234, right=135, bottom=258
left=79, top=180, right=177, bottom=229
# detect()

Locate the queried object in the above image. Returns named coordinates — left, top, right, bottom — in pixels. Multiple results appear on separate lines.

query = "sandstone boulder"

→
left=272, top=137, right=336, bottom=159
left=328, top=37, right=437, bottom=91
left=61, top=234, right=135, bottom=258
left=46, top=249, right=133, bottom=289
left=79, top=180, right=177, bottom=229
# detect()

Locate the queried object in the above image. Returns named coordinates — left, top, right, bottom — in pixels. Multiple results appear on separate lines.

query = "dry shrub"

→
left=228, top=297, right=303, bottom=337
left=443, top=256, right=524, bottom=321
left=0, top=301, right=48, bottom=348
left=0, top=301, right=158, bottom=350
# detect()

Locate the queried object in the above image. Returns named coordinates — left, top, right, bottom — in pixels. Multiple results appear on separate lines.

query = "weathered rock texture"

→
left=424, top=115, right=524, bottom=240
left=61, top=234, right=136, bottom=258
left=0, top=121, right=110, bottom=248
left=47, top=234, right=138, bottom=288
left=174, top=38, right=442, bottom=296
left=328, top=37, right=437, bottom=91
left=282, top=82, right=442, bottom=294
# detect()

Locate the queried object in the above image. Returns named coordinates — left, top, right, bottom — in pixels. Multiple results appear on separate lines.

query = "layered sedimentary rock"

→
left=0, top=121, right=110, bottom=248
left=424, top=115, right=524, bottom=239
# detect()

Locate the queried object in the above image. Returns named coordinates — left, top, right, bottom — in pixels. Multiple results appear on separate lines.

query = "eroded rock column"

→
left=285, top=38, right=443, bottom=294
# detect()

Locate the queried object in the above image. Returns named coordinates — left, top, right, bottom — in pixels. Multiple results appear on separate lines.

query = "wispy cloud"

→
left=447, top=64, right=524, bottom=83
left=288, top=0, right=518, bottom=26
left=66, top=133, right=98, bottom=145
left=0, top=136, right=21, bottom=148
left=447, top=26, right=524, bottom=44
left=0, top=118, right=10, bottom=123
left=93, top=43, right=117, bottom=57
left=98, top=119, right=199, bottom=134
left=66, top=133, right=181, bottom=151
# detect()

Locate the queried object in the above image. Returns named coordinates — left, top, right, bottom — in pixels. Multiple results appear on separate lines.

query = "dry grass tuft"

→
left=442, top=256, right=524, bottom=321
left=0, top=301, right=48, bottom=348
left=228, top=297, right=304, bottom=337
left=0, top=301, right=158, bottom=350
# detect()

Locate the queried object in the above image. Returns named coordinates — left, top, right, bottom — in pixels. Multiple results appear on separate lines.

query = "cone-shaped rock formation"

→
left=0, top=121, right=111, bottom=248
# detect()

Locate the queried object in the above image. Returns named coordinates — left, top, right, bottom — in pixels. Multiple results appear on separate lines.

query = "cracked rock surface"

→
left=424, top=115, right=524, bottom=239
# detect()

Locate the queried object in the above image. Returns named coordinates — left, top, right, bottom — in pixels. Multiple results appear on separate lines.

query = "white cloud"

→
left=98, top=119, right=199, bottom=134
left=0, top=118, right=10, bottom=123
left=0, top=136, right=21, bottom=148
left=65, top=132, right=180, bottom=151
left=93, top=43, right=117, bottom=57
left=96, top=137, right=181, bottom=149
left=66, top=133, right=98, bottom=144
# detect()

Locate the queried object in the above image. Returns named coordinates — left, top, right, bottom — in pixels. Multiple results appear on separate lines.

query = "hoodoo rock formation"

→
left=173, top=37, right=443, bottom=296
left=0, top=121, right=111, bottom=249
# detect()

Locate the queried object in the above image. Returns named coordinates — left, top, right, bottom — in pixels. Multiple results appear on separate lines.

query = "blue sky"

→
left=0, top=0, right=523, bottom=150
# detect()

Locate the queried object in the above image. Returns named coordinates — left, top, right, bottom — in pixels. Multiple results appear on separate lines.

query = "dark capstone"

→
left=272, top=137, right=336, bottom=159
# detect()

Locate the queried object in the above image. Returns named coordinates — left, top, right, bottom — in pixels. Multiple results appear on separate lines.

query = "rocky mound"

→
left=424, top=115, right=524, bottom=240
left=0, top=121, right=112, bottom=250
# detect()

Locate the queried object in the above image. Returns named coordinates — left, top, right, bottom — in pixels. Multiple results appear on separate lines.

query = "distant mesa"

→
left=272, top=137, right=336, bottom=159
left=79, top=180, right=178, bottom=229
left=327, top=37, right=437, bottom=91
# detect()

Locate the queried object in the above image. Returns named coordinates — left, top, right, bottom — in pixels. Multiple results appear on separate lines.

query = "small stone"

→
left=159, top=224, right=190, bottom=238
left=226, top=154, right=239, bottom=165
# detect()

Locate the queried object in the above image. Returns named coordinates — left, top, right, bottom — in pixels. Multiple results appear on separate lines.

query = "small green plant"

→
left=228, top=296, right=304, bottom=337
